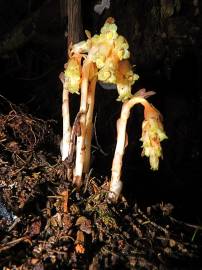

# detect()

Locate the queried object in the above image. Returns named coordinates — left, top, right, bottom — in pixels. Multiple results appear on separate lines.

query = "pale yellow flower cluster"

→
left=64, top=57, right=81, bottom=94
left=64, top=18, right=139, bottom=101
left=140, top=117, right=168, bottom=170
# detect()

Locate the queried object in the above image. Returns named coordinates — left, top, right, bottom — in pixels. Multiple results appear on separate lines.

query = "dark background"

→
left=0, top=0, right=202, bottom=222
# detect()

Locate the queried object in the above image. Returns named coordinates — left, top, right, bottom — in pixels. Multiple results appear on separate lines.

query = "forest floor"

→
left=0, top=97, right=202, bottom=270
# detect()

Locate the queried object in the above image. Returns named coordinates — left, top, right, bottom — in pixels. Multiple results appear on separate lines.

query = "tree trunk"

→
left=67, top=0, right=83, bottom=48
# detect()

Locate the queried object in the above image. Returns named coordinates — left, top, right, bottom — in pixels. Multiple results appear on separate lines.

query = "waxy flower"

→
left=116, top=60, right=139, bottom=101
left=140, top=112, right=167, bottom=170
left=70, top=40, right=90, bottom=55
left=114, top=35, right=130, bottom=60
left=97, top=54, right=118, bottom=84
left=95, top=20, right=139, bottom=101
left=100, top=17, right=118, bottom=40
left=67, top=18, right=139, bottom=102
left=64, top=56, right=82, bottom=94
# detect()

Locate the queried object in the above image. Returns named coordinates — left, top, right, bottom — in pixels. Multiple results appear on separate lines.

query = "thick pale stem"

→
left=62, top=88, right=71, bottom=161
left=83, top=75, right=97, bottom=173
left=109, top=97, right=148, bottom=201
left=73, top=62, right=90, bottom=187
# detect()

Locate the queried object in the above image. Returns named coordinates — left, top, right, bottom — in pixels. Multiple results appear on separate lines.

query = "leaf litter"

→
left=0, top=96, right=202, bottom=270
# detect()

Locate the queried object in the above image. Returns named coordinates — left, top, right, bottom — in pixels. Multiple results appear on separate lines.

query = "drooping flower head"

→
left=116, top=60, right=139, bottom=101
left=64, top=55, right=82, bottom=94
left=140, top=104, right=168, bottom=170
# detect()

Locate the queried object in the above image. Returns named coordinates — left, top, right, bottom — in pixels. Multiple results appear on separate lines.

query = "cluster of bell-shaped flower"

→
left=141, top=113, right=168, bottom=171
left=64, top=17, right=139, bottom=101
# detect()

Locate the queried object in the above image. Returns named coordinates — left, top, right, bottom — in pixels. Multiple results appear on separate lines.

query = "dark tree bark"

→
left=67, top=0, right=83, bottom=49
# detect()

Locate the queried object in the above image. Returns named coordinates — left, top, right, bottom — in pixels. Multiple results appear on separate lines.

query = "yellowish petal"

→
left=64, top=57, right=81, bottom=94
left=140, top=116, right=167, bottom=170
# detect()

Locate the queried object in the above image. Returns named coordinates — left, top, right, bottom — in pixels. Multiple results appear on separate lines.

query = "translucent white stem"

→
left=109, top=97, right=148, bottom=201
left=62, top=88, right=71, bottom=161
left=73, top=61, right=90, bottom=187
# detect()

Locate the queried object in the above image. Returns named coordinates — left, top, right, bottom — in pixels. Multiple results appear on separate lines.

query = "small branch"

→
left=0, top=237, right=32, bottom=253
left=93, top=114, right=108, bottom=156
left=169, top=216, right=202, bottom=231
left=137, top=208, right=169, bottom=235
left=64, top=110, right=85, bottom=167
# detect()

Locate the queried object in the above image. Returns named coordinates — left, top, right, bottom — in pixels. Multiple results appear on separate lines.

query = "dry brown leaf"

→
left=76, top=216, right=92, bottom=234
left=75, top=230, right=85, bottom=253
left=76, top=230, right=84, bottom=243
left=75, top=243, right=85, bottom=254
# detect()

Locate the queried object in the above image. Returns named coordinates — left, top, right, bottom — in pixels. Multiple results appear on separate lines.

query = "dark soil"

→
left=0, top=98, right=202, bottom=270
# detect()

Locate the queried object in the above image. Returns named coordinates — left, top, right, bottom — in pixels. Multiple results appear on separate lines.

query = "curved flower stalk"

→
left=109, top=90, right=167, bottom=202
